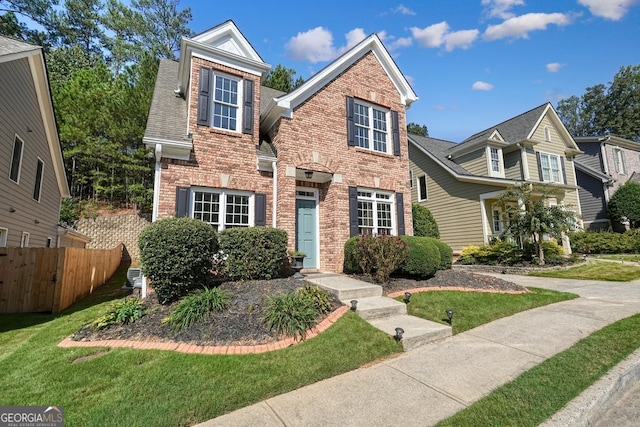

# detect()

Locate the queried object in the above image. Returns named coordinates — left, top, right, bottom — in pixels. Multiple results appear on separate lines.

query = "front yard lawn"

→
left=528, top=260, right=640, bottom=281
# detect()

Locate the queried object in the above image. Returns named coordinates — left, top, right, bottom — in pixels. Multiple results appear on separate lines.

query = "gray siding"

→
left=0, top=58, right=61, bottom=247
left=503, top=150, right=522, bottom=180
left=576, top=169, right=608, bottom=229
left=455, top=148, right=486, bottom=175
left=575, top=142, right=603, bottom=172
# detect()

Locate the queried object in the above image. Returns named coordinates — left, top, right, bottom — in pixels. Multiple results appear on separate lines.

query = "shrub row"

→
left=459, top=240, right=565, bottom=265
left=569, top=230, right=640, bottom=254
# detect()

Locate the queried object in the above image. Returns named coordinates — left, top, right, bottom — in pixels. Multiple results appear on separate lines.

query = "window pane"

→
left=358, top=200, right=374, bottom=234
left=193, top=192, right=220, bottom=225
left=225, top=194, right=249, bottom=227
left=213, top=75, right=239, bottom=131
left=377, top=201, right=392, bottom=234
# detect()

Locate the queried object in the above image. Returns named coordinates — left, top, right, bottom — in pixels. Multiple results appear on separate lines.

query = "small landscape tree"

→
left=412, top=203, right=439, bottom=238
left=608, top=181, right=640, bottom=229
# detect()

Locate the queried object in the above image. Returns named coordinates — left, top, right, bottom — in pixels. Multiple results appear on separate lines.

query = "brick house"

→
left=143, top=20, right=417, bottom=273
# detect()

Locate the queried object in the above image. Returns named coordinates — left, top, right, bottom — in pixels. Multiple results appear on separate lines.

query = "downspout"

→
left=272, top=161, right=277, bottom=227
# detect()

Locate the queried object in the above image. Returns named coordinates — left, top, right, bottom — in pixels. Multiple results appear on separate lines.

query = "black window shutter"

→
left=242, top=79, right=254, bottom=135
left=348, top=186, right=359, bottom=237
left=255, top=193, right=266, bottom=226
left=197, top=67, right=211, bottom=126
left=396, top=192, right=406, bottom=235
left=175, top=187, right=189, bottom=217
left=391, top=110, right=401, bottom=156
left=560, top=157, right=567, bottom=184
left=346, top=96, right=355, bottom=147
left=536, top=152, right=543, bottom=181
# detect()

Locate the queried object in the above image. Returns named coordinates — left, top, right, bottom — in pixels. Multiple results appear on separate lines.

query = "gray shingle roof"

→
left=0, top=35, right=40, bottom=57
left=408, top=134, right=473, bottom=176
left=144, top=58, right=190, bottom=143
left=259, top=85, right=286, bottom=115
left=453, top=103, right=549, bottom=152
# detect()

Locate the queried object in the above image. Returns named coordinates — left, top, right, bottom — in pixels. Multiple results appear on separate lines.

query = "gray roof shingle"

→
left=0, top=35, right=40, bottom=57
left=409, top=134, right=474, bottom=176
left=144, top=58, right=190, bottom=144
left=259, top=85, right=286, bottom=115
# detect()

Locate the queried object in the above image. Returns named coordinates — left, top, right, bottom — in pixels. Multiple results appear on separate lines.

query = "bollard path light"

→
left=404, top=292, right=412, bottom=304
left=394, top=327, right=404, bottom=342
left=350, top=300, right=358, bottom=311
left=446, top=308, right=454, bottom=325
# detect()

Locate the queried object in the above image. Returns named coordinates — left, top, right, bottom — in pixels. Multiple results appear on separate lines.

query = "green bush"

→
left=397, top=236, right=441, bottom=278
left=343, top=236, right=361, bottom=273
left=569, top=230, right=638, bottom=254
left=138, top=217, right=218, bottom=304
left=357, top=235, right=408, bottom=283
left=163, top=287, right=230, bottom=331
left=412, top=203, right=440, bottom=238
left=523, top=240, right=565, bottom=263
left=296, top=285, right=333, bottom=316
left=459, top=241, right=522, bottom=265
left=608, top=181, right=640, bottom=228
left=217, top=227, right=288, bottom=281
left=93, top=298, right=146, bottom=330
left=432, top=239, right=453, bottom=270
left=262, top=292, right=319, bottom=340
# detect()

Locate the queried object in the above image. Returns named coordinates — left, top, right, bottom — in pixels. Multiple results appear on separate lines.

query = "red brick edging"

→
left=58, top=306, right=350, bottom=355
left=387, top=286, right=529, bottom=298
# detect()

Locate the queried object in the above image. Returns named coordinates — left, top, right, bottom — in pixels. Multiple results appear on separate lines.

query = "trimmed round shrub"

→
left=608, top=181, right=640, bottom=228
left=412, top=203, right=440, bottom=238
left=398, top=236, right=441, bottom=278
left=217, top=227, right=288, bottom=280
left=343, top=236, right=361, bottom=273
left=431, top=238, right=453, bottom=270
left=138, top=217, right=218, bottom=304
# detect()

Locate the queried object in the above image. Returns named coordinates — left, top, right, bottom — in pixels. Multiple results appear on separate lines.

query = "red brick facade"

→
left=156, top=51, right=413, bottom=273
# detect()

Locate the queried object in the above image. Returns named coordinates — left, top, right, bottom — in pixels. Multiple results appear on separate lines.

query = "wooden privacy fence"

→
left=0, top=244, right=123, bottom=314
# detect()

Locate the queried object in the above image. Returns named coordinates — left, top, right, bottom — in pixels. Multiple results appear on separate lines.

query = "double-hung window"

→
left=213, top=73, right=239, bottom=131
left=192, top=189, right=252, bottom=232
left=357, top=190, right=394, bottom=235
left=539, top=152, right=562, bottom=183
left=613, top=148, right=626, bottom=174
left=354, top=100, right=389, bottom=154
left=492, top=209, right=502, bottom=234
left=487, top=146, right=504, bottom=177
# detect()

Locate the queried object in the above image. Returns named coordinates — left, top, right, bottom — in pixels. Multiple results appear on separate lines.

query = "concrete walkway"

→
left=196, top=275, right=640, bottom=427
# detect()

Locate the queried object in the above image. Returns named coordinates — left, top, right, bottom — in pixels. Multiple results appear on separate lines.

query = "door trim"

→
left=296, top=187, right=320, bottom=269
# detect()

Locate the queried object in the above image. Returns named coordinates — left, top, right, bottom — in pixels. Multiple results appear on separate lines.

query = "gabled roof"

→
left=176, top=20, right=271, bottom=96
left=574, top=161, right=613, bottom=183
left=575, top=135, right=640, bottom=151
left=260, top=33, right=418, bottom=132
left=0, top=35, right=69, bottom=198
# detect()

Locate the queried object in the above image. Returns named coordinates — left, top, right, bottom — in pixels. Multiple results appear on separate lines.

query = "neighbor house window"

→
left=418, top=175, right=427, bottom=201
left=354, top=100, right=389, bottom=153
left=613, top=148, right=626, bottom=174
left=539, top=152, right=562, bottom=183
left=0, top=228, right=7, bottom=247
left=192, top=189, right=252, bottom=232
left=10, top=135, right=24, bottom=183
left=21, top=232, right=29, bottom=248
left=409, top=169, right=413, bottom=189
left=492, top=209, right=502, bottom=233
left=213, top=73, right=240, bottom=131
left=357, top=190, right=394, bottom=235
left=487, top=146, right=504, bottom=177
left=33, top=159, right=44, bottom=201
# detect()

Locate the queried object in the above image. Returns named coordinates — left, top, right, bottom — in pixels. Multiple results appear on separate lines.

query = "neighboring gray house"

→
left=0, top=36, right=71, bottom=248
left=574, top=135, right=640, bottom=230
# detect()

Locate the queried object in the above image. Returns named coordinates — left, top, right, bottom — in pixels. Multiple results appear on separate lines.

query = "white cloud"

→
left=484, top=13, right=573, bottom=40
left=341, top=28, right=367, bottom=53
left=389, top=36, right=413, bottom=50
left=411, top=22, right=479, bottom=51
left=433, top=105, right=446, bottom=110
left=394, top=4, right=417, bottom=16
left=546, top=62, right=564, bottom=73
left=482, top=0, right=525, bottom=19
left=472, top=81, right=495, bottom=91
left=444, top=29, right=480, bottom=51
left=578, top=0, right=638, bottom=20
left=285, top=27, right=367, bottom=63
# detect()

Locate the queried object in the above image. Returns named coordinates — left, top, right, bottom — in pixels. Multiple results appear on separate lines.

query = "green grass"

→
left=436, top=313, right=640, bottom=427
left=528, top=260, right=640, bottom=281
left=595, top=254, right=640, bottom=263
left=399, top=287, right=577, bottom=334
left=0, top=266, right=402, bottom=427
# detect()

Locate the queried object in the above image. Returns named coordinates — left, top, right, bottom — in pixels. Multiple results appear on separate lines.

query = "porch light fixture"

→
left=304, top=170, right=313, bottom=179
left=446, top=309, right=454, bottom=325
left=350, top=300, right=358, bottom=311
left=394, top=327, right=404, bottom=342
left=404, top=292, right=412, bottom=304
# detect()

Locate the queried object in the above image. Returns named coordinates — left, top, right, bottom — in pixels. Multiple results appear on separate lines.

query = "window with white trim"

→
left=613, top=148, right=626, bottom=174
left=213, top=72, right=241, bottom=131
left=0, top=227, right=7, bottom=247
left=354, top=100, right=389, bottom=153
left=192, top=189, right=253, bottom=232
left=492, top=209, right=502, bottom=233
left=539, top=152, right=562, bottom=183
left=487, top=146, right=504, bottom=177
left=417, top=175, right=427, bottom=201
left=10, top=135, right=24, bottom=183
left=357, top=189, right=394, bottom=235
left=33, top=158, right=44, bottom=201
left=46, top=237, right=53, bottom=248
left=21, top=231, right=29, bottom=248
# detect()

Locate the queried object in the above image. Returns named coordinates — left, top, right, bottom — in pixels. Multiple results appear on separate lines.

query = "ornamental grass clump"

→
left=163, top=287, right=231, bottom=331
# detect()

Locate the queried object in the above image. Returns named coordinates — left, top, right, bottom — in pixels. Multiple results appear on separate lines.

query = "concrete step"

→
left=369, top=314, right=452, bottom=351
left=305, top=273, right=382, bottom=300
left=343, top=296, right=407, bottom=320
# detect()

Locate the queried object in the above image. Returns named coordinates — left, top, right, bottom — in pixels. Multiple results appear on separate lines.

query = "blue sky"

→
left=181, top=0, right=640, bottom=141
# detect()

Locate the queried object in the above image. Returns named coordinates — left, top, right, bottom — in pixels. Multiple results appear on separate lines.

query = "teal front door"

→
left=296, top=198, right=318, bottom=269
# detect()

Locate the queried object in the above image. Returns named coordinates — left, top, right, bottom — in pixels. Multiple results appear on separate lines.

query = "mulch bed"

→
left=72, top=270, right=526, bottom=347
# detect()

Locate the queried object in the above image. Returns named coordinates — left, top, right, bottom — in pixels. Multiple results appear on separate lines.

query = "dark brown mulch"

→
left=72, top=270, right=525, bottom=347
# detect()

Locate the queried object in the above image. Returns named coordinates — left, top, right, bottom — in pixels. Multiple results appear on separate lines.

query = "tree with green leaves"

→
left=407, top=122, right=428, bottom=137
left=608, top=181, right=640, bottom=229
left=262, top=64, right=305, bottom=92
left=497, top=185, right=576, bottom=265
left=412, top=203, right=439, bottom=238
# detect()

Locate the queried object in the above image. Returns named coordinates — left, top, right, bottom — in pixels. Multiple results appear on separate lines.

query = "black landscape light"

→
left=394, top=327, right=404, bottom=342
left=404, top=292, right=412, bottom=304
left=350, top=300, right=358, bottom=311
left=446, top=309, right=454, bottom=325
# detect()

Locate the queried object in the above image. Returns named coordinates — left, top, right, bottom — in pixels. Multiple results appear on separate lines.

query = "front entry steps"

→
left=305, top=273, right=451, bottom=350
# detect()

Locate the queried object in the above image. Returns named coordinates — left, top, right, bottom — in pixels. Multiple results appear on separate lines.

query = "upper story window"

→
left=486, top=146, right=504, bottom=178
left=10, top=135, right=24, bottom=183
left=539, top=152, right=563, bottom=183
left=354, top=100, right=389, bottom=153
left=417, top=175, right=427, bottom=201
left=192, top=189, right=253, bottom=232
left=357, top=189, right=394, bottom=235
left=613, top=148, right=627, bottom=174
left=213, top=74, right=239, bottom=131
left=544, top=126, right=551, bottom=142
left=33, top=159, right=44, bottom=201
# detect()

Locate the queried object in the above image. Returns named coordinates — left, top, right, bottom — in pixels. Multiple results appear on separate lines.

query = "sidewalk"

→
left=196, top=275, right=640, bottom=427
